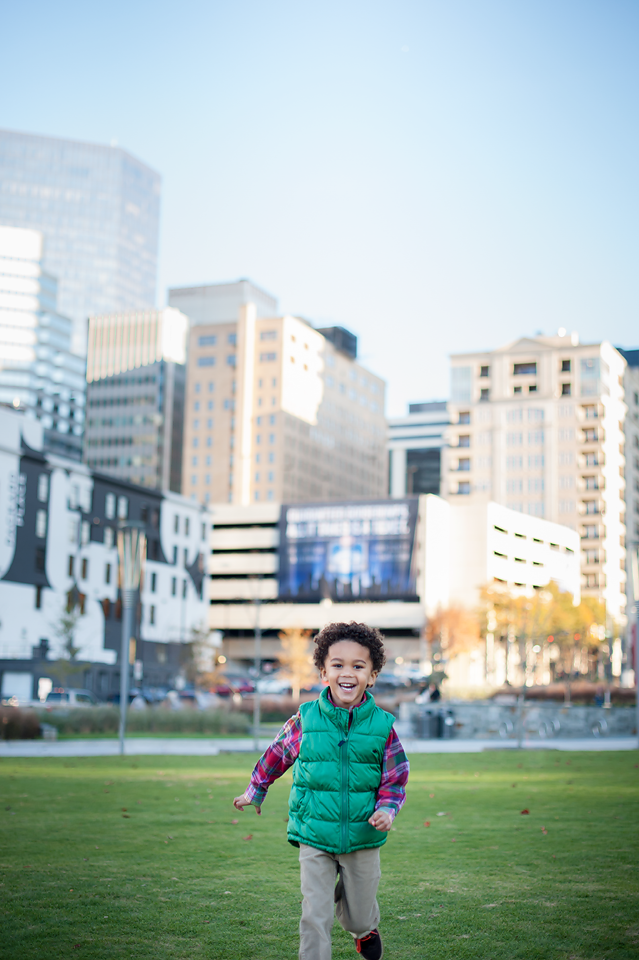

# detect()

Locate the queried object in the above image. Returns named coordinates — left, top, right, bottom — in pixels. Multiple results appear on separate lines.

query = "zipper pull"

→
left=337, top=739, right=346, bottom=747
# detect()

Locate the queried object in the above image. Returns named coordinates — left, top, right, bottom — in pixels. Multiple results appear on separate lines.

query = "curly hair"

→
left=313, top=621, right=387, bottom=674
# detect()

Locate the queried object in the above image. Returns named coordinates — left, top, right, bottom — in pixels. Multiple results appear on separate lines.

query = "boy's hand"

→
left=368, top=809, right=393, bottom=832
left=233, top=793, right=261, bottom=815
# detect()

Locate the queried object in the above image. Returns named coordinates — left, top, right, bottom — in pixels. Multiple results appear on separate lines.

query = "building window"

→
left=255, top=472, right=260, bottom=482
left=80, top=558, right=88, bottom=580
left=458, top=458, right=471, bottom=472
left=561, top=383, right=571, bottom=396
left=458, top=482, right=470, bottom=495
left=171, top=577, right=177, bottom=596
left=514, top=386, right=522, bottom=394
left=260, top=330, right=277, bottom=340
left=195, top=383, right=201, bottom=393
left=513, top=362, right=537, bottom=376
left=35, top=585, right=43, bottom=609
left=459, top=412, right=470, bottom=424
left=105, top=493, right=116, bottom=519
left=267, top=489, right=274, bottom=500
left=151, top=572, right=157, bottom=593
left=35, top=547, right=46, bottom=572
left=37, top=474, right=49, bottom=502
left=228, top=333, right=237, bottom=345
left=104, top=527, right=114, bottom=548
left=149, top=605, right=156, bottom=625
left=480, top=388, right=490, bottom=401
left=68, top=555, right=74, bottom=576
left=528, top=384, right=537, bottom=393
left=198, top=356, right=216, bottom=367
left=185, top=518, right=190, bottom=536
left=172, top=546, right=178, bottom=564
left=582, top=525, right=599, bottom=539
left=182, top=580, right=187, bottom=599
left=269, top=433, right=275, bottom=444
left=480, top=365, right=490, bottom=377
left=184, top=548, right=188, bottom=567
left=260, top=352, right=277, bottom=362
left=35, top=509, right=47, bottom=539
left=117, top=496, right=128, bottom=520
left=255, top=490, right=260, bottom=501
left=105, top=563, right=111, bottom=584
left=227, top=355, right=236, bottom=367
left=458, top=435, right=470, bottom=448
left=81, top=521, right=90, bottom=545
left=561, top=359, right=571, bottom=372
left=198, top=335, right=217, bottom=346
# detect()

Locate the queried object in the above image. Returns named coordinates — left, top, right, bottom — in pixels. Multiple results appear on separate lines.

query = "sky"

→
left=2, top=0, right=638, bottom=415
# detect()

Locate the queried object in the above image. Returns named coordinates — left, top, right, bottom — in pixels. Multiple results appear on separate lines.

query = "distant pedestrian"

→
left=428, top=683, right=441, bottom=703
left=233, top=621, right=409, bottom=960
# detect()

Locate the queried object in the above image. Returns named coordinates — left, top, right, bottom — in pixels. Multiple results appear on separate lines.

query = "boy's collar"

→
left=326, top=686, right=370, bottom=711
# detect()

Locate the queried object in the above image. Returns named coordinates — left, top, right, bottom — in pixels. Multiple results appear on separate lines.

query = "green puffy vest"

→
left=287, top=687, right=396, bottom=854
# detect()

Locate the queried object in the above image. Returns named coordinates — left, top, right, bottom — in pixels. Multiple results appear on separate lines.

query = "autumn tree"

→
left=277, top=629, right=317, bottom=701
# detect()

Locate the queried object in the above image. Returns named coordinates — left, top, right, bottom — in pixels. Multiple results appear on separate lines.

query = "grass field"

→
left=1, top=751, right=638, bottom=960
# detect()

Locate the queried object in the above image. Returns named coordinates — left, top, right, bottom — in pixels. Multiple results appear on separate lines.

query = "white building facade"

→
left=388, top=401, right=449, bottom=498
left=0, top=408, right=210, bottom=702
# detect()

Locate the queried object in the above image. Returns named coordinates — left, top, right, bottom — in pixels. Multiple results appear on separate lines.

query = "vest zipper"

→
left=339, top=711, right=352, bottom=853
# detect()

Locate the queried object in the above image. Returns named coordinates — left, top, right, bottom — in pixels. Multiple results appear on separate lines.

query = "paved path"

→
left=0, top=736, right=636, bottom=757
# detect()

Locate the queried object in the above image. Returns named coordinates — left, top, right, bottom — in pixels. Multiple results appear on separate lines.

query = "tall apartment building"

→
left=172, top=281, right=387, bottom=505
left=444, top=334, right=627, bottom=620
left=0, top=129, right=160, bottom=355
left=388, top=401, right=449, bottom=497
left=0, top=225, right=85, bottom=459
left=618, top=348, right=639, bottom=640
left=83, top=308, right=188, bottom=492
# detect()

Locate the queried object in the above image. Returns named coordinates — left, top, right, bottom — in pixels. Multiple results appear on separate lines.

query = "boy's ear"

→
left=367, top=671, right=378, bottom=688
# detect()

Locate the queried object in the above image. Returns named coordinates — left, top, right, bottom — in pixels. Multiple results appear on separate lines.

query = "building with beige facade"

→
left=444, top=333, right=627, bottom=621
left=83, top=308, right=188, bottom=492
left=177, top=288, right=387, bottom=506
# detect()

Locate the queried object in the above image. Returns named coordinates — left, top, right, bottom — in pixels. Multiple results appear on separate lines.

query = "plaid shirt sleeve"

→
left=244, top=712, right=302, bottom=806
left=374, top=727, right=409, bottom=821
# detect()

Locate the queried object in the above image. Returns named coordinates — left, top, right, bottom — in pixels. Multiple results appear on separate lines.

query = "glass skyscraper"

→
left=0, top=129, right=161, bottom=356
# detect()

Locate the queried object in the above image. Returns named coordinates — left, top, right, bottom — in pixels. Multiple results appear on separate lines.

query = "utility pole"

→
left=117, top=523, right=146, bottom=757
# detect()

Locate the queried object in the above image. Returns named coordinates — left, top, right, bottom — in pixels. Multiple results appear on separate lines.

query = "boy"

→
left=233, top=622, right=409, bottom=960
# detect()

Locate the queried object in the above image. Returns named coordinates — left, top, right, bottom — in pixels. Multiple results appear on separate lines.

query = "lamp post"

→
left=117, top=522, right=146, bottom=756
left=252, top=575, right=262, bottom=752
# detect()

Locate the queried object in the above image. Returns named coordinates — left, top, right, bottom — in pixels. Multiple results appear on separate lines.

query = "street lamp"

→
left=117, top=522, right=147, bottom=756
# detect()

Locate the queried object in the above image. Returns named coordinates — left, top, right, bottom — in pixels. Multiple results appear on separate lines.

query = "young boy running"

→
left=233, top=622, right=409, bottom=960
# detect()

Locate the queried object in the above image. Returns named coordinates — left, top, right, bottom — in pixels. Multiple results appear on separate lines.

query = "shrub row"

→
left=1, top=707, right=41, bottom=740
left=36, top=706, right=250, bottom=736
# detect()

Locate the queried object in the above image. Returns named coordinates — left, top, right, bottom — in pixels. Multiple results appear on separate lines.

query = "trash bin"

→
left=416, top=708, right=442, bottom=739
left=441, top=710, right=455, bottom=739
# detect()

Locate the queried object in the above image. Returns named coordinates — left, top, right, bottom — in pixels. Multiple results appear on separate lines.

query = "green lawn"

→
left=1, top=752, right=638, bottom=960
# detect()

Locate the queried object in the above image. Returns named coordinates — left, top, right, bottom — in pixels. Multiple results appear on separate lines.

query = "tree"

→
left=184, top=623, right=227, bottom=689
left=277, top=629, right=317, bottom=701
left=48, top=602, right=83, bottom=687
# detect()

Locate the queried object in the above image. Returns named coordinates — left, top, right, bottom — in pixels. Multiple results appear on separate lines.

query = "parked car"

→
left=45, top=688, right=100, bottom=707
left=256, top=676, right=293, bottom=695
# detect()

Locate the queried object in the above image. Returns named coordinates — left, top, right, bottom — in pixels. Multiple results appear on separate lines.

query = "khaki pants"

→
left=298, top=843, right=381, bottom=960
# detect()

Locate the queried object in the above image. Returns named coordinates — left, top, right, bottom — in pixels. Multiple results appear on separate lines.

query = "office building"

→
left=0, top=225, right=85, bottom=459
left=83, top=308, right=188, bottom=492
left=168, top=278, right=278, bottom=326
left=388, top=401, right=449, bottom=497
left=206, top=496, right=580, bottom=673
left=444, top=333, right=627, bottom=620
left=0, top=407, right=209, bottom=702
left=175, top=283, right=387, bottom=505
left=0, top=129, right=160, bottom=355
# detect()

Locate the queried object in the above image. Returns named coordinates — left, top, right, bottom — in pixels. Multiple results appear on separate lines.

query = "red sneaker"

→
left=355, top=928, right=383, bottom=959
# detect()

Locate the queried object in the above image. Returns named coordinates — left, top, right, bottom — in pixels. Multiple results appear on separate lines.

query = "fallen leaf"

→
left=95, top=846, right=99, bottom=849
left=423, top=821, right=430, bottom=827
left=512, top=783, right=517, bottom=788
left=232, top=819, right=239, bottom=824
left=451, top=838, right=456, bottom=842
left=73, top=945, right=81, bottom=950
left=167, top=835, right=173, bottom=840
left=482, top=903, right=499, bottom=908
left=122, top=807, right=127, bottom=812
left=83, top=858, right=88, bottom=861
left=243, top=834, right=253, bottom=841
left=122, top=814, right=130, bottom=819
left=437, top=812, right=448, bottom=817
left=520, top=809, right=529, bottom=815
left=203, top=920, right=210, bottom=923
left=70, top=888, right=74, bottom=892
left=429, top=793, right=435, bottom=798
left=224, top=891, right=232, bottom=895
left=172, top=877, right=179, bottom=880
left=398, top=916, right=407, bottom=920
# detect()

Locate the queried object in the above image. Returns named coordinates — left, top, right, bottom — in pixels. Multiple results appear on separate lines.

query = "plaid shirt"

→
left=244, top=696, right=409, bottom=820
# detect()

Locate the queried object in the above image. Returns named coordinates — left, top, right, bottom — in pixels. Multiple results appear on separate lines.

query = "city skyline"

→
left=2, top=1, right=637, bottom=415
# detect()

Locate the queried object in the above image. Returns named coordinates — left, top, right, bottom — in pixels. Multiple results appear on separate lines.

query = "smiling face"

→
left=320, top=640, right=378, bottom=709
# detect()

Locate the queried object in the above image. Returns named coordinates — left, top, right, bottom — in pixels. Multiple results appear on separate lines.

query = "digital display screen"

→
left=278, top=499, right=419, bottom=602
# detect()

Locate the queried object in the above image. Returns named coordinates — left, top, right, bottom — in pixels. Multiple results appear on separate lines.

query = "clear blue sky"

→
left=2, top=0, right=638, bottom=415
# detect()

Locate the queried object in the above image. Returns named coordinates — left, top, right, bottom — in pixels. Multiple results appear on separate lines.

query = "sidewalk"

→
left=0, top=736, right=636, bottom=757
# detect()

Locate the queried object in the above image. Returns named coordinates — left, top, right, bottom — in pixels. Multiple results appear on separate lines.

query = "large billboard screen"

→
left=278, top=499, right=419, bottom=602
